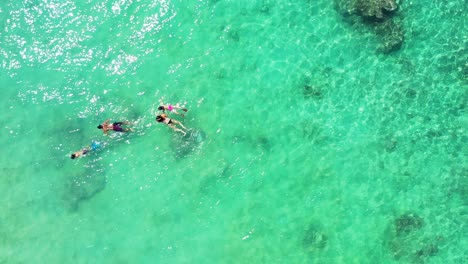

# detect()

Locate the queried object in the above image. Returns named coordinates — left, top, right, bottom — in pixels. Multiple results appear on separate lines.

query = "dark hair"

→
left=155, top=115, right=164, bottom=122
left=70, top=154, right=76, bottom=159
left=158, top=106, right=164, bottom=111
left=97, top=125, right=103, bottom=129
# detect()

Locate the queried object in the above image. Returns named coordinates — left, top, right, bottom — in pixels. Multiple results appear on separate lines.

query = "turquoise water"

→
left=1, top=0, right=466, bottom=263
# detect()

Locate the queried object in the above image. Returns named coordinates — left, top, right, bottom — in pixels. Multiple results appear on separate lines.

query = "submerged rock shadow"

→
left=384, top=212, right=441, bottom=262
left=172, top=129, right=206, bottom=159
left=63, top=159, right=106, bottom=212
left=334, top=0, right=404, bottom=54
left=299, top=67, right=333, bottom=101
left=302, top=222, right=328, bottom=253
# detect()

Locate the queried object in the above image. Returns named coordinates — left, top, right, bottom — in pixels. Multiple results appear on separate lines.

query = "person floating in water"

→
left=70, top=141, right=101, bottom=159
left=70, top=147, right=89, bottom=159
left=156, top=113, right=187, bottom=136
left=97, top=119, right=132, bottom=135
left=158, top=97, right=188, bottom=116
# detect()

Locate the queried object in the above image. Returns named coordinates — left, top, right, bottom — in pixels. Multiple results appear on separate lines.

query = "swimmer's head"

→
left=70, top=154, right=76, bottom=159
left=158, top=106, right=164, bottom=111
left=156, top=115, right=164, bottom=122
left=97, top=125, right=103, bottom=129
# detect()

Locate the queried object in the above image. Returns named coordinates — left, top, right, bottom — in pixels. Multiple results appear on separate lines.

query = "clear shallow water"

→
left=0, top=0, right=466, bottom=263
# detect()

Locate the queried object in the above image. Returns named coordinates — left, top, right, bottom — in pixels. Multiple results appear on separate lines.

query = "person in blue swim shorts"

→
left=70, top=141, right=101, bottom=159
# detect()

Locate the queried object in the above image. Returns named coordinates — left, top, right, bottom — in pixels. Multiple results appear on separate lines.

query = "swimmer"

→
left=70, top=141, right=101, bottom=159
left=156, top=113, right=187, bottom=136
left=97, top=119, right=132, bottom=135
left=158, top=97, right=188, bottom=116
left=70, top=147, right=89, bottom=159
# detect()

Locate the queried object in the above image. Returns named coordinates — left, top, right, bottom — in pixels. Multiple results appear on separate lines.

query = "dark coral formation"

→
left=303, top=84, right=323, bottom=99
left=64, top=163, right=106, bottom=211
left=300, top=67, right=332, bottom=100
left=335, top=0, right=404, bottom=54
left=335, top=0, right=398, bottom=21
left=375, top=19, right=404, bottom=53
left=355, top=0, right=398, bottom=20
left=383, top=135, right=398, bottom=152
left=394, top=213, right=424, bottom=236
left=302, top=223, right=328, bottom=252
left=173, top=129, right=206, bottom=159
left=384, top=212, right=441, bottom=262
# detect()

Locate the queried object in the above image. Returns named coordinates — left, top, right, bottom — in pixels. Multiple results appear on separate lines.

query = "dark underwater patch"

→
left=334, top=0, right=404, bottom=54
left=173, top=129, right=206, bottom=159
left=63, top=162, right=106, bottom=211
left=384, top=212, right=442, bottom=262
left=302, top=223, right=328, bottom=252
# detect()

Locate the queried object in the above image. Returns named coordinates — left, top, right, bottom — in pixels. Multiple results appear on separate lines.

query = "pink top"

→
left=167, top=105, right=174, bottom=111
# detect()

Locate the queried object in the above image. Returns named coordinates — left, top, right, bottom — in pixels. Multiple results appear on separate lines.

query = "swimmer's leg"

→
left=175, top=128, right=186, bottom=136
left=170, top=124, right=186, bottom=136
left=174, top=104, right=188, bottom=112
left=178, top=121, right=187, bottom=130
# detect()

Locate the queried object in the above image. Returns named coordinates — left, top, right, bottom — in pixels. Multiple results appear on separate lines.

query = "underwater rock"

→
left=375, top=19, right=404, bottom=54
left=173, top=129, right=206, bottom=159
left=383, top=136, right=398, bottom=152
left=257, top=136, right=271, bottom=151
left=356, top=0, right=398, bottom=20
left=415, top=243, right=439, bottom=258
left=303, top=84, right=323, bottom=99
left=259, top=4, right=270, bottom=14
left=300, top=68, right=331, bottom=100
left=64, top=164, right=106, bottom=211
left=302, top=223, right=328, bottom=252
left=335, top=0, right=398, bottom=20
left=394, top=213, right=424, bottom=236
left=228, top=30, right=240, bottom=42
left=404, top=88, right=417, bottom=99
left=385, top=212, right=440, bottom=262
left=214, top=68, right=227, bottom=79
left=334, top=0, right=404, bottom=53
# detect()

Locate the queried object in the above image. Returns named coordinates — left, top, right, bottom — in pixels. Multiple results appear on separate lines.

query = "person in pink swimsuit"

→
left=158, top=97, right=188, bottom=116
